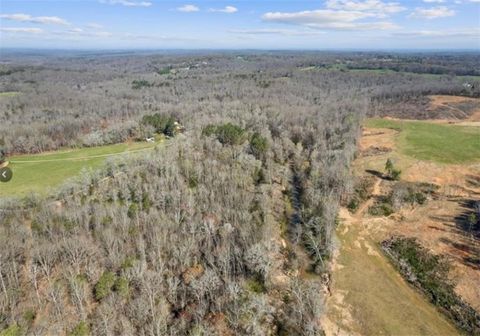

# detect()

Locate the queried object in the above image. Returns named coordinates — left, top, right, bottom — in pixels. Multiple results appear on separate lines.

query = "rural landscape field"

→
left=1, top=1, right=479, bottom=335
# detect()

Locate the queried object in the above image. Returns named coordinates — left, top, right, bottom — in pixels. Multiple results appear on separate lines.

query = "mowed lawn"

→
left=365, top=118, right=480, bottom=164
left=0, top=141, right=160, bottom=197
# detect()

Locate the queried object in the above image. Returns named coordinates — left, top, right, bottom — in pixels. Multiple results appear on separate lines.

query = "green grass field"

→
left=0, top=91, right=21, bottom=98
left=0, top=140, right=161, bottom=198
left=365, top=118, right=480, bottom=164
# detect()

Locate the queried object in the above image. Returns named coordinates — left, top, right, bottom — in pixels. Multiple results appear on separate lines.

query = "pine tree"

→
left=385, top=158, right=401, bottom=180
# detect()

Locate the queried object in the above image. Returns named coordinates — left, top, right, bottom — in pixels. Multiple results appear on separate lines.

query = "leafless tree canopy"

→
left=0, top=51, right=478, bottom=335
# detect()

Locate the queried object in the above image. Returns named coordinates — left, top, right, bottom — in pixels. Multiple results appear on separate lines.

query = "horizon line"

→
left=2, top=47, right=480, bottom=53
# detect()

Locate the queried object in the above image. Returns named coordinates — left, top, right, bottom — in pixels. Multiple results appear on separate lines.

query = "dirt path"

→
left=9, top=144, right=168, bottom=163
left=322, top=176, right=459, bottom=336
left=355, top=179, right=381, bottom=217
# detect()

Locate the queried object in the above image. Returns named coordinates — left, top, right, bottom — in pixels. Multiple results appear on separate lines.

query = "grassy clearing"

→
left=329, top=218, right=459, bottom=335
left=365, top=118, right=480, bottom=164
left=0, top=91, right=20, bottom=98
left=0, top=140, right=161, bottom=197
left=383, top=236, right=480, bottom=335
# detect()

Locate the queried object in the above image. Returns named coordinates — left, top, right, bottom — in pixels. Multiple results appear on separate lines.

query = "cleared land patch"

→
left=365, top=118, right=480, bottom=164
left=325, top=120, right=480, bottom=335
left=337, top=122, right=480, bottom=329
left=0, top=140, right=161, bottom=197
left=324, top=207, right=459, bottom=335
left=0, top=91, right=20, bottom=98
left=430, top=95, right=480, bottom=117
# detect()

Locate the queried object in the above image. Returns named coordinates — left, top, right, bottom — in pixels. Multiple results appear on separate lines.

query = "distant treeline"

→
left=0, top=52, right=478, bottom=154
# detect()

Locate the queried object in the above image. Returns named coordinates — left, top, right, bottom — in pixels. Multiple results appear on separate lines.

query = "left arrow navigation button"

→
left=0, top=167, right=13, bottom=183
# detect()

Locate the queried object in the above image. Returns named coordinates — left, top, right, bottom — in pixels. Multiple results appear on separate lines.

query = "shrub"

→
left=69, top=321, right=90, bottom=336
left=114, top=276, right=130, bottom=298
left=0, top=325, right=21, bottom=336
left=468, top=212, right=479, bottom=232
left=101, top=215, right=113, bottom=226
left=249, top=132, right=268, bottom=160
left=156, top=67, right=171, bottom=75
left=345, top=176, right=375, bottom=213
left=201, top=124, right=217, bottom=137
left=368, top=202, right=394, bottom=216
left=94, top=271, right=116, bottom=301
left=382, top=237, right=480, bottom=335
left=202, top=123, right=246, bottom=146
left=412, top=192, right=426, bottom=205
left=391, top=169, right=402, bottom=181
left=385, top=158, right=394, bottom=172
left=141, top=193, right=152, bottom=211
left=132, top=80, right=153, bottom=89
left=127, top=203, right=138, bottom=219
left=215, top=123, right=246, bottom=145
left=385, top=158, right=401, bottom=180
left=390, top=182, right=435, bottom=209
left=246, top=277, right=266, bottom=294
left=188, top=173, right=199, bottom=189
left=142, top=114, right=176, bottom=136
left=121, top=256, right=136, bottom=270
left=347, top=197, right=360, bottom=212
left=252, top=167, right=267, bottom=185
left=23, top=309, right=36, bottom=324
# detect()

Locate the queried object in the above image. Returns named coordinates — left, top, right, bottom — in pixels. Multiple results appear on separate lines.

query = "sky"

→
left=0, top=0, right=479, bottom=50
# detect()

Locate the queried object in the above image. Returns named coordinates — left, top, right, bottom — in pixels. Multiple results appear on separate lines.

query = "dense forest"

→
left=0, top=52, right=479, bottom=335
left=0, top=52, right=478, bottom=154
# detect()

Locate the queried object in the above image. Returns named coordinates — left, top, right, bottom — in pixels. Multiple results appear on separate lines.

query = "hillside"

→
left=324, top=105, right=480, bottom=335
left=0, top=53, right=479, bottom=335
